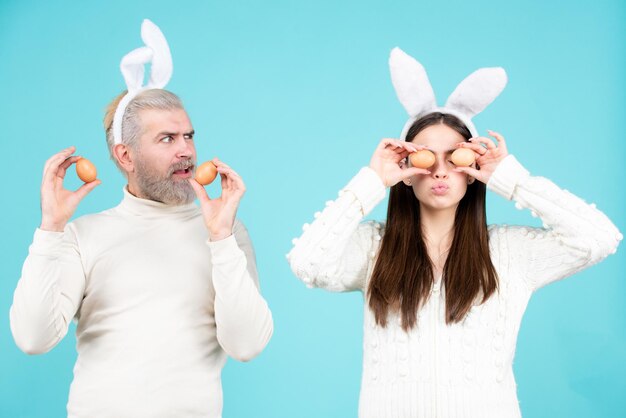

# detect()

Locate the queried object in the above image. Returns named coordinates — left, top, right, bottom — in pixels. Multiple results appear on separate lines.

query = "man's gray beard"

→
left=134, top=157, right=196, bottom=205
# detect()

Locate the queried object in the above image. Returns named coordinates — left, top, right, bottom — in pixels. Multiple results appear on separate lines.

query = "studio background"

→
left=1, top=1, right=624, bottom=417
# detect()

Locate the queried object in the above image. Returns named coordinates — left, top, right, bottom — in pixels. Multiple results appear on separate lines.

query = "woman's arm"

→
left=456, top=132, right=621, bottom=290
left=488, top=155, right=621, bottom=290
left=287, top=139, right=428, bottom=292
left=287, top=167, right=386, bottom=292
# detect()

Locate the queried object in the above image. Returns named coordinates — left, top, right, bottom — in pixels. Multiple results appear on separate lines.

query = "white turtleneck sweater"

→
left=10, top=187, right=273, bottom=418
left=287, top=155, right=621, bottom=418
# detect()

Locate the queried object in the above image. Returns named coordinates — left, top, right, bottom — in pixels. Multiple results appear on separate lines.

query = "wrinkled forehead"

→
left=139, top=108, right=193, bottom=135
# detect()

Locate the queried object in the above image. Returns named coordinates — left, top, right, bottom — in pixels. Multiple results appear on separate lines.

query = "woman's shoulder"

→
left=357, top=220, right=386, bottom=246
left=488, top=223, right=545, bottom=239
left=487, top=223, right=549, bottom=256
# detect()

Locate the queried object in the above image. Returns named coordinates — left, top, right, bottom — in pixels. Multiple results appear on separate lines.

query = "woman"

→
left=287, top=49, right=621, bottom=418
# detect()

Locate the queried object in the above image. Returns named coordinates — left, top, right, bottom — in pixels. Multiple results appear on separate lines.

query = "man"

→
left=9, top=21, right=273, bottom=418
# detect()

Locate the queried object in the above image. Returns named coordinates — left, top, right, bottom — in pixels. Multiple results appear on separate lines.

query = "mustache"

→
left=168, top=159, right=195, bottom=175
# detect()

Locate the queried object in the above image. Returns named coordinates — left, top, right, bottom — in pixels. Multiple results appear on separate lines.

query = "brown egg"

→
left=451, top=148, right=476, bottom=167
left=195, top=161, right=218, bottom=185
left=75, top=158, right=97, bottom=183
left=409, top=149, right=436, bottom=169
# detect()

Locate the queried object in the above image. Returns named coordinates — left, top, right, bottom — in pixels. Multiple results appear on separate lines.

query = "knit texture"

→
left=10, top=187, right=273, bottom=418
left=287, top=155, right=621, bottom=418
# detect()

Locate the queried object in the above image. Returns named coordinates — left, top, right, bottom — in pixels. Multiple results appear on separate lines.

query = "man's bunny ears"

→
left=389, top=47, right=507, bottom=140
left=112, top=19, right=173, bottom=145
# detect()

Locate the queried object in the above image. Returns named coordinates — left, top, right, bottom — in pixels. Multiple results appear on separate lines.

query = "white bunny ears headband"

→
left=389, top=47, right=507, bottom=140
left=112, top=19, right=173, bottom=145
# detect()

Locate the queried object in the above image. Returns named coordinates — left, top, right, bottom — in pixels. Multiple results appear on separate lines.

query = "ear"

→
left=399, top=158, right=413, bottom=186
left=113, top=143, right=135, bottom=175
left=445, top=67, right=507, bottom=118
left=467, top=176, right=475, bottom=185
left=389, top=47, right=437, bottom=118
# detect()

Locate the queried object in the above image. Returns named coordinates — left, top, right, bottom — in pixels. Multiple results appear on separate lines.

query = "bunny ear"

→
left=141, top=19, right=172, bottom=89
left=389, top=47, right=436, bottom=117
left=113, top=19, right=173, bottom=144
left=119, top=19, right=172, bottom=93
left=445, top=67, right=507, bottom=118
left=120, top=47, right=154, bottom=92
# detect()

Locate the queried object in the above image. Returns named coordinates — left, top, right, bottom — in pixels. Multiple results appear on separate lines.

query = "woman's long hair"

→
left=367, top=113, right=498, bottom=331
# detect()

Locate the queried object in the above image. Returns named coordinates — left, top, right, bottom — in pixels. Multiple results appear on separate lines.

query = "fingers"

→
left=217, top=165, right=245, bottom=194
left=188, top=178, right=211, bottom=202
left=401, top=167, right=431, bottom=179
left=43, top=146, right=76, bottom=173
left=456, top=141, right=487, bottom=156
left=487, top=130, right=508, bottom=153
left=210, top=158, right=245, bottom=192
left=74, top=179, right=101, bottom=201
left=56, top=156, right=82, bottom=180
left=453, top=166, right=481, bottom=181
left=43, top=146, right=76, bottom=186
left=469, top=136, right=496, bottom=150
left=378, top=138, right=422, bottom=154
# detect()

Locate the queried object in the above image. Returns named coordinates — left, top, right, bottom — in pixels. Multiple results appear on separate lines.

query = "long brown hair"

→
left=367, top=112, right=498, bottom=330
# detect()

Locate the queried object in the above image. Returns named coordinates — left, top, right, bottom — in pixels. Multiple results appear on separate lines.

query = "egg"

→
left=409, top=149, right=436, bottom=169
left=75, top=158, right=97, bottom=183
left=451, top=147, right=476, bottom=167
left=195, top=161, right=218, bottom=185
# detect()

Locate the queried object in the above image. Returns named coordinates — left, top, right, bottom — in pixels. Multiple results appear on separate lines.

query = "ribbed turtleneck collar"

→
left=116, top=186, right=199, bottom=219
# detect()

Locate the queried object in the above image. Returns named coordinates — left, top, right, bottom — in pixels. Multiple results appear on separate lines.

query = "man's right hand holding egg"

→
left=40, top=146, right=101, bottom=232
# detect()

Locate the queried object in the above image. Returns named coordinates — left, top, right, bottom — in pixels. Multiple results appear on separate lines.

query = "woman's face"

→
left=406, top=123, right=471, bottom=212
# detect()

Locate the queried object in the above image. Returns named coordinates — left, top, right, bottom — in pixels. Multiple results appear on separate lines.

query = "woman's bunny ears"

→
left=389, top=47, right=507, bottom=139
left=112, top=19, right=173, bottom=145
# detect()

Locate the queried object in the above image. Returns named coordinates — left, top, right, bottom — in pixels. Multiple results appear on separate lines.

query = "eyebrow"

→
left=153, top=130, right=195, bottom=140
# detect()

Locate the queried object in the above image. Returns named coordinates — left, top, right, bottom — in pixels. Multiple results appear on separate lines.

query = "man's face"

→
left=131, top=108, right=197, bottom=205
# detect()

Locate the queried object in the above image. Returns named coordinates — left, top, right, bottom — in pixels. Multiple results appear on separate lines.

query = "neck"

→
left=420, top=204, right=456, bottom=248
left=127, top=177, right=144, bottom=199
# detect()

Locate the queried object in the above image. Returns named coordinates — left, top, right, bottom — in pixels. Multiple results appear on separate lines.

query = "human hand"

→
left=453, top=131, right=509, bottom=184
left=40, top=146, right=101, bottom=232
left=369, top=138, right=431, bottom=187
left=189, top=158, right=245, bottom=241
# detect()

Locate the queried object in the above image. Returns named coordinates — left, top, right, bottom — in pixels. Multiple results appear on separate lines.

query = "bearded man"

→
left=9, top=21, right=273, bottom=418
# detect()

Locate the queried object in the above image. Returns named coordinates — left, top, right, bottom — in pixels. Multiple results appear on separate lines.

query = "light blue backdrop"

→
left=1, top=1, right=624, bottom=417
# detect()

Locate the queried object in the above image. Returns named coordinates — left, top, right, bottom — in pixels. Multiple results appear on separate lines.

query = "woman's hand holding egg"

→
left=370, top=138, right=431, bottom=187
left=453, top=131, right=509, bottom=185
left=40, top=146, right=101, bottom=232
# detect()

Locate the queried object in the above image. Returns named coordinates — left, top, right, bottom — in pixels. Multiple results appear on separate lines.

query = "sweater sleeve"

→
left=287, top=167, right=387, bottom=292
left=9, top=226, right=86, bottom=355
left=208, top=220, right=273, bottom=362
left=488, top=155, right=622, bottom=291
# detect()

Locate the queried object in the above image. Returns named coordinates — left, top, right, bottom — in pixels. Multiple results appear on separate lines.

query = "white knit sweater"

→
left=287, top=155, right=621, bottom=418
left=10, top=187, right=273, bottom=418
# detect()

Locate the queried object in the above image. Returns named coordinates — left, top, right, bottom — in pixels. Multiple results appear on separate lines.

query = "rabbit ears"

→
left=112, top=19, right=173, bottom=145
left=389, top=47, right=507, bottom=139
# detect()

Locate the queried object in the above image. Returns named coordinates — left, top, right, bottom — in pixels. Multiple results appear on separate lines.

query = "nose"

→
left=175, top=136, right=194, bottom=159
left=431, top=155, right=449, bottom=180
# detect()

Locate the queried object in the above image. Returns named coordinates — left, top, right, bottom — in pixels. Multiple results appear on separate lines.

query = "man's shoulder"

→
left=69, top=206, right=121, bottom=231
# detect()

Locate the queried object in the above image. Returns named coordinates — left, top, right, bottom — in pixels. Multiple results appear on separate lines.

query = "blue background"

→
left=1, top=0, right=624, bottom=417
